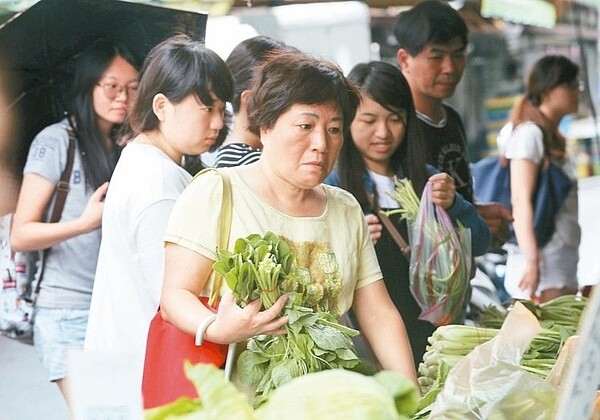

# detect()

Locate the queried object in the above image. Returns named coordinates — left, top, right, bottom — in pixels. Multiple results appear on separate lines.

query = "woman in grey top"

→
left=10, top=39, right=139, bottom=404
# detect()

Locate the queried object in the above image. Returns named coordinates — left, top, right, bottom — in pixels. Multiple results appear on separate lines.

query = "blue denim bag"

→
left=470, top=156, right=572, bottom=248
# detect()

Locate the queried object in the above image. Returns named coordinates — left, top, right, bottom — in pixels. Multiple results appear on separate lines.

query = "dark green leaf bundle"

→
left=213, top=231, right=362, bottom=405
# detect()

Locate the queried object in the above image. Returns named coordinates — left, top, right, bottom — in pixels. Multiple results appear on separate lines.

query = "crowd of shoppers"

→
left=0, top=0, right=585, bottom=412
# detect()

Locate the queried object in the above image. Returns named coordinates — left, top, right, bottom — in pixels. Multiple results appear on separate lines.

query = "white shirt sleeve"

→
left=501, top=122, right=545, bottom=165
left=133, top=199, right=177, bottom=306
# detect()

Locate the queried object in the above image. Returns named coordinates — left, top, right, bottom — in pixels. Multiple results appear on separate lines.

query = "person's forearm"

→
left=363, top=311, right=417, bottom=385
left=512, top=201, right=539, bottom=264
left=448, top=194, right=491, bottom=256
left=160, top=288, right=215, bottom=337
left=354, top=284, right=418, bottom=385
left=10, top=219, right=92, bottom=252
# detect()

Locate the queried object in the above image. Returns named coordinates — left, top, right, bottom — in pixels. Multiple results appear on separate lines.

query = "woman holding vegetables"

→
left=151, top=51, right=418, bottom=404
left=325, top=61, right=490, bottom=367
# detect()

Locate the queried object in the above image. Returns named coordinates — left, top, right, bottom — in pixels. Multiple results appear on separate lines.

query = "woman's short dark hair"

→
left=526, top=55, right=579, bottom=106
left=130, top=35, right=234, bottom=134
left=70, top=38, right=139, bottom=189
left=394, top=0, right=468, bottom=56
left=226, top=35, right=289, bottom=114
left=247, top=51, right=359, bottom=136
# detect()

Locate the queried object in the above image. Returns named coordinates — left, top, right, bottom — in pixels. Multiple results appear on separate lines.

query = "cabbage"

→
left=256, top=369, right=417, bottom=420
left=145, top=364, right=418, bottom=419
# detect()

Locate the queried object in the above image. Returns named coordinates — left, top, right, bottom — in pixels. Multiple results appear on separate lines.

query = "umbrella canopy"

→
left=0, top=0, right=207, bottom=168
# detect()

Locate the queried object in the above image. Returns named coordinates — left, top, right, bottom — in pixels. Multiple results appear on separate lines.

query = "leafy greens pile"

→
left=145, top=363, right=419, bottom=420
left=213, top=231, right=362, bottom=404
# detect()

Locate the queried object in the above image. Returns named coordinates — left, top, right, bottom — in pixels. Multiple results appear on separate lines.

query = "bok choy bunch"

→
left=213, top=231, right=362, bottom=405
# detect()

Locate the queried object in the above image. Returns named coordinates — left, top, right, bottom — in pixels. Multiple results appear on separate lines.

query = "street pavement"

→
left=0, top=334, right=68, bottom=420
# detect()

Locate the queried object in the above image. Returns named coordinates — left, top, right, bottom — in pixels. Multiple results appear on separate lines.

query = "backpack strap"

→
left=33, top=128, right=77, bottom=301
left=49, top=128, right=77, bottom=223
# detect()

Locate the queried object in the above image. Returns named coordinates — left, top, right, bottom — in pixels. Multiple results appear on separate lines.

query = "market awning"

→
left=480, top=0, right=557, bottom=28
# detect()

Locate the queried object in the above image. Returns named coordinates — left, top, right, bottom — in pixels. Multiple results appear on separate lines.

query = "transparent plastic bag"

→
left=409, top=182, right=472, bottom=326
left=429, top=301, right=557, bottom=419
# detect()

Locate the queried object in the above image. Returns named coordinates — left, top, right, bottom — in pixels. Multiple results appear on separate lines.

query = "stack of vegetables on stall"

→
left=415, top=295, right=588, bottom=413
left=213, top=231, right=362, bottom=405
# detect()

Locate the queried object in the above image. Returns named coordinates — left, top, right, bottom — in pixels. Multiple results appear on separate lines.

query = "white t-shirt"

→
left=497, top=121, right=545, bottom=164
left=84, top=143, right=191, bottom=389
left=368, top=170, right=400, bottom=209
left=164, top=168, right=382, bottom=316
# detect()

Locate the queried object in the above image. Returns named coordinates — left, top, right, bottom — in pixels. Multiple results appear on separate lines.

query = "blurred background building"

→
left=2, top=0, right=599, bottom=171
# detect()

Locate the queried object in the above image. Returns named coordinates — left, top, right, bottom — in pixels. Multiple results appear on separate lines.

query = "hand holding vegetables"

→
left=204, top=290, right=289, bottom=345
left=213, top=231, right=362, bottom=404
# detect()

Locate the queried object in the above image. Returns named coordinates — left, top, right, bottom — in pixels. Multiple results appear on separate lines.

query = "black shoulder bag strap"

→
left=32, top=128, right=77, bottom=302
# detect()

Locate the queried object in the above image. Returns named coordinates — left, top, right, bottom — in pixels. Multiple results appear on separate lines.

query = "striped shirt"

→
left=213, top=143, right=261, bottom=168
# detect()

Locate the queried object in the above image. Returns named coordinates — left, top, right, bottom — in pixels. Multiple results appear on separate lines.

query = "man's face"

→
left=397, top=36, right=467, bottom=102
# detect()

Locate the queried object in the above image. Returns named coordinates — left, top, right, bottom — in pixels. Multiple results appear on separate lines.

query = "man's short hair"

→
left=394, top=1, right=468, bottom=56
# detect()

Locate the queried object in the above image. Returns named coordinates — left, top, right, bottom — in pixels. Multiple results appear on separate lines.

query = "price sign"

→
left=555, top=286, right=600, bottom=420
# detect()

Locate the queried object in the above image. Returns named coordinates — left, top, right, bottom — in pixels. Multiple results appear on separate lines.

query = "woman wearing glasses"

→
left=84, top=36, right=233, bottom=393
left=497, top=55, right=581, bottom=303
left=10, top=39, right=139, bottom=403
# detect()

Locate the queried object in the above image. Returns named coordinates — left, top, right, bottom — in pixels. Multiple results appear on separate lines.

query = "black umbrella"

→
left=0, top=0, right=207, bottom=168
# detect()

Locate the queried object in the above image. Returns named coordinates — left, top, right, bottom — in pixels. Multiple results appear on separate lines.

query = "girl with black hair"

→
left=325, top=61, right=490, bottom=367
left=214, top=35, right=291, bottom=168
left=10, top=39, right=139, bottom=403
left=85, top=35, right=233, bottom=393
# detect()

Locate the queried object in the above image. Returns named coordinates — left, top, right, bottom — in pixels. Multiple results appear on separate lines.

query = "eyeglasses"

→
left=564, top=79, right=585, bottom=92
left=97, top=81, right=139, bottom=100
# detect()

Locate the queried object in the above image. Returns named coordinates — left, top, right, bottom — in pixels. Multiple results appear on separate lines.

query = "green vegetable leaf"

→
left=305, top=323, right=351, bottom=351
left=237, top=350, right=269, bottom=387
left=144, top=396, right=201, bottom=420
left=374, top=370, right=419, bottom=416
left=184, top=362, right=255, bottom=419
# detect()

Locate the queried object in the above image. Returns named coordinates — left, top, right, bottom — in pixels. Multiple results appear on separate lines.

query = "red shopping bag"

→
left=141, top=297, right=228, bottom=409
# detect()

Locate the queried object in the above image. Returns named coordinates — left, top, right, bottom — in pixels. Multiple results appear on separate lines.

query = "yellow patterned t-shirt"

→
left=164, top=167, right=382, bottom=315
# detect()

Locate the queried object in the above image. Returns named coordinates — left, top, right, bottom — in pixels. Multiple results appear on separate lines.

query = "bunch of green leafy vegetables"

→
left=213, top=231, right=362, bottom=405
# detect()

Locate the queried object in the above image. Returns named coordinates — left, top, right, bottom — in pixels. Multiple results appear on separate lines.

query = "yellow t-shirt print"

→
left=284, top=237, right=342, bottom=315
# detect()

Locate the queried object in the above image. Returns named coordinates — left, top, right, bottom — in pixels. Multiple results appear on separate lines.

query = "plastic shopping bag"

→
left=429, top=301, right=557, bottom=420
left=409, top=182, right=471, bottom=326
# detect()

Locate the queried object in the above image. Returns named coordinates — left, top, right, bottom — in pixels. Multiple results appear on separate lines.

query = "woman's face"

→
left=545, top=80, right=580, bottom=117
left=160, top=93, right=226, bottom=161
left=260, top=101, right=344, bottom=189
left=93, top=55, right=139, bottom=131
left=350, top=94, right=406, bottom=175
